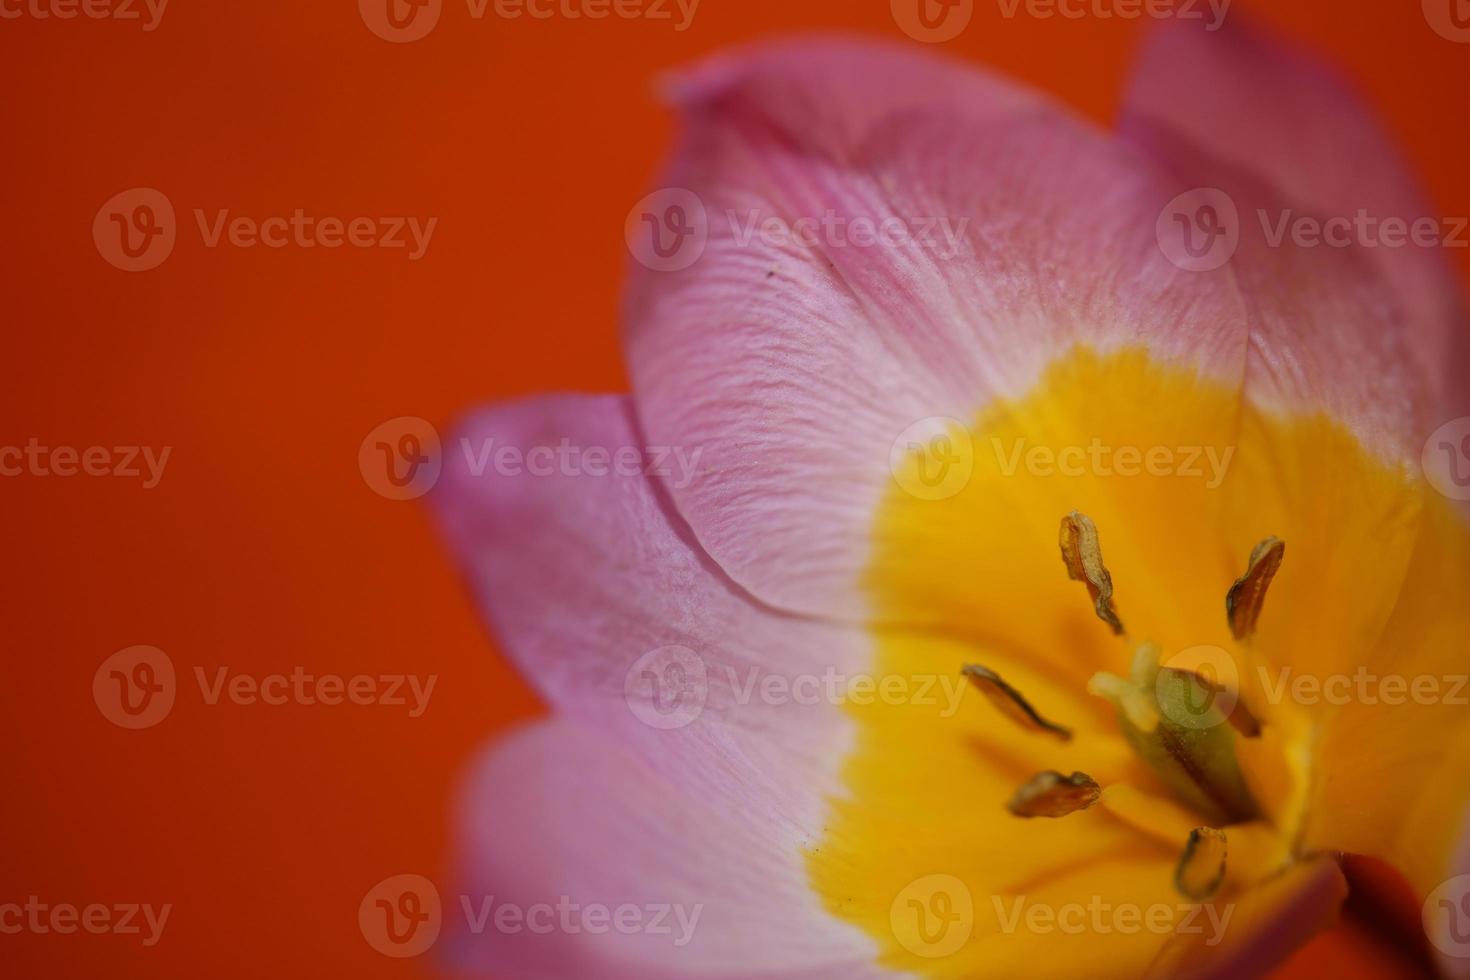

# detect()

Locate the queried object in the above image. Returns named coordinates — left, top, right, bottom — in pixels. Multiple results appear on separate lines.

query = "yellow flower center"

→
left=807, top=346, right=1470, bottom=976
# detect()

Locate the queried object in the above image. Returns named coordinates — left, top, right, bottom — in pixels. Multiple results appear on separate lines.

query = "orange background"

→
left=1, top=0, right=1465, bottom=976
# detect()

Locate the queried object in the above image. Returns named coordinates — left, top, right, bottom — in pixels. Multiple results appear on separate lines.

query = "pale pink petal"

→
left=623, top=38, right=1250, bottom=619
left=445, top=720, right=889, bottom=979
left=431, top=393, right=869, bottom=848
left=1121, top=15, right=1468, bottom=449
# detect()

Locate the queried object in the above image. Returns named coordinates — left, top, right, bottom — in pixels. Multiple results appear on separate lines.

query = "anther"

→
left=1059, top=511, right=1125, bottom=635
left=1174, top=827, right=1228, bottom=900
left=1007, top=771, right=1101, bottom=818
left=1227, top=537, right=1285, bottom=641
left=962, top=665, right=1073, bottom=741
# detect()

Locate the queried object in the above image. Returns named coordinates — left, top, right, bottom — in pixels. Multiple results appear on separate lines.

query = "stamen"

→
left=1007, top=771, right=1101, bottom=818
left=962, top=665, right=1072, bottom=741
left=1174, top=827, right=1228, bottom=900
left=1058, top=511, right=1125, bottom=635
left=1226, top=537, right=1285, bottom=641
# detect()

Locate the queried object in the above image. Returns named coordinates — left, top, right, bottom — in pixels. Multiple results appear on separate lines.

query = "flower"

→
left=432, top=17, right=1470, bottom=980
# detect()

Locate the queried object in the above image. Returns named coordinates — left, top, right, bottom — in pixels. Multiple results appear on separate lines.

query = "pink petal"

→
left=1121, top=15, right=1468, bottom=452
left=446, top=719, right=889, bottom=979
left=622, top=38, right=1251, bottom=619
left=431, top=394, right=883, bottom=974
